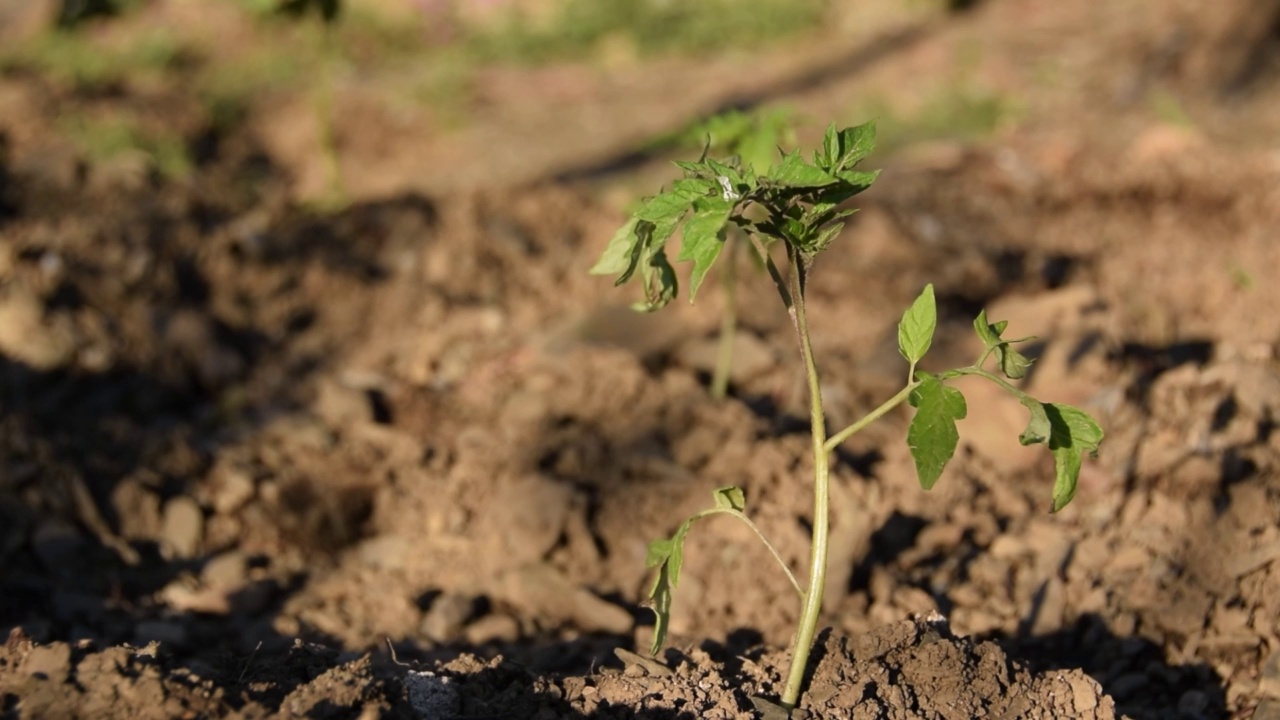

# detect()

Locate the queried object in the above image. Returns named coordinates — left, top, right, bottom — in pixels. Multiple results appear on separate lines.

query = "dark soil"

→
left=4, top=1, right=1280, bottom=718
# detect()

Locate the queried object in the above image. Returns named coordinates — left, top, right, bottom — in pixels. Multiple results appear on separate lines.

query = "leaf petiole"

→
left=688, top=507, right=804, bottom=598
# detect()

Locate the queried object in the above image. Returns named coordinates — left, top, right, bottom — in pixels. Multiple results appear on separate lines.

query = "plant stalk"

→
left=711, top=239, right=739, bottom=400
left=780, top=250, right=830, bottom=710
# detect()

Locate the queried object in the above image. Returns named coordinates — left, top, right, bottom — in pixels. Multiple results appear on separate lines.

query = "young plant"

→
left=591, top=121, right=1104, bottom=712
left=675, top=108, right=797, bottom=399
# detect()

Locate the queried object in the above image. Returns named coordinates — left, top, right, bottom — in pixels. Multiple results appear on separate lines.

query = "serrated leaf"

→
left=706, top=158, right=743, bottom=187
left=898, top=284, right=937, bottom=364
left=713, top=486, right=746, bottom=511
left=906, top=372, right=967, bottom=489
left=633, top=247, right=678, bottom=311
left=835, top=169, right=880, bottom=189
left=1044, top=403, right=1104, bottom=512
left=822, top=123, right=839, bottom=168
left=676, top=198, right=733, bottom=301
left=831, top=121, right=876, bottom=171
left=1015, top=400, right=1104, bottom=512
left=768, top=151, right=838, bottom=187
left=973, top=309, right=1002, bottom=348
left=671, top=178, right=716, bottom=200
left=999, top=345, right=1032, bottom=379
left=1018, top=397, right=1051, bottom=446
left=674, top=159, right=710, bottom=177
left=975, top=311, right=1033, bottom=379
left=645, top=537, right=674, bottom=569
left=646, top=564, right=673, bottom=655
left=645, top=521, right=692, bottom=654
left=809, top=222, right=845, bottom=254
left=590, top=217, right=640, bottom=276
left=635, top=191, right=694, bottom=223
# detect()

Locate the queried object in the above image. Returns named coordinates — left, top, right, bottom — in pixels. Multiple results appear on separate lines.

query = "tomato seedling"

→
left=591, top=120, right=1103, bottom=712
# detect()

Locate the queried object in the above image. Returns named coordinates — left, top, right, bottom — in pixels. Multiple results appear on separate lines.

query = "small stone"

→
left=202, top=551, right=248, bottom=589
left=210, top=465, right=256, bottom=515
left=464, top=613, right=520, bottom=645
left=161, top=496, right=204, bottom=560
left=421, top=593, right=475, bottom=643
left=313, top=378, right=374, bottom=428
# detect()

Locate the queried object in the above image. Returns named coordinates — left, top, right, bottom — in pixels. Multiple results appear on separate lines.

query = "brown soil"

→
left=4, top=1, right=1280, bottom=718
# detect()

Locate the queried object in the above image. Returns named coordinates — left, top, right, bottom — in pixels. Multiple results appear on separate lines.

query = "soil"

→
left=3, top=1, right=1280, bottom=718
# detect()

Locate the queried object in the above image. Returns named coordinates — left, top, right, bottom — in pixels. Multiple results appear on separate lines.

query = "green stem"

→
left=692, top=507, right=803, bottom=598
left=944, top=366, right=1028, bottom=400
left=711, top=239, right=739, bottom=400
left=781, top=247, right=830, bottom=711
left=823, top=381, right=919, bottom=455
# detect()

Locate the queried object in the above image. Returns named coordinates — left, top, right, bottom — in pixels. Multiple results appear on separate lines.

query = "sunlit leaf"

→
left=898, top=284, right=937, bottom=364
left=907, top=372, right=967, bottom=489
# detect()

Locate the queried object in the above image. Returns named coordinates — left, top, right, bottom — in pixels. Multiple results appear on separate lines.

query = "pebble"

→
left=464, top=613, right=521, bottom=645
left=421, top=593, right=475, bottom=644
left=161, top=496, right=204, bottom=560
left=201, top=551, right=248, bottom=589
left=210, top=465, right=256, bottom=515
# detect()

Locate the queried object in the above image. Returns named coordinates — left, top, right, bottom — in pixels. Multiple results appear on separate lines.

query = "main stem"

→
left=781, top=252, right=830, bottom=710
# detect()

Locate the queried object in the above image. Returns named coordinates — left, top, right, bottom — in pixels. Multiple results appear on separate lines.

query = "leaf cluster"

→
left=591, top=122, right=880, bottom=311
left=899, top=289, right=1104, bottom=511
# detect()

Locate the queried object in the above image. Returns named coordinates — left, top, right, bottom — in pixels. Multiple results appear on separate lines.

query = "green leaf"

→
left=633, top=247, right=678, bottom=312
left=1045, top=403, right=1104, bottom=512
left=635, top=191, right=694, bottom=224
left=1018, top=397, right=1052, bottom=446
left=973, top=309, right=1002, bottom=348
left=974, top=310, right=1033, bottom=379
left=822, top=123, right=839, bottom=168
left=1016, top=400, right=1104, bottom=512
left=706, top=158, right=743, bottom=187
left=835, top=169, right=879, bottom=188
left=677, top=198, right=733, bottom=301
left=671, top=178, right=717, bottom=200
left=809, top=222, right=845, bottom=255
left=768, top=150, right=838, bottom=187
left=713, top=486, right=746, bottom=511
left=906, top=372, right=967, bottom=490
left=590, top=217, right=640, bottom=276
left=674, top=159, right=711, bottom=177
left=645, top=521, right=692, bottom=654
left=898, top=284, right=937, bottom=364
left=832, top=121, right=876, bottom=171
left=999, top=346, right=1033, bottom=379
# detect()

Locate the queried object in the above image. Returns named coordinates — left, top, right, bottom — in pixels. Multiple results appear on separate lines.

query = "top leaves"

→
left=594, top=120, right=879, bottom=308
left=820, top=121, right=876, bottom=173
left=898, top=284, right=937, bottom=365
